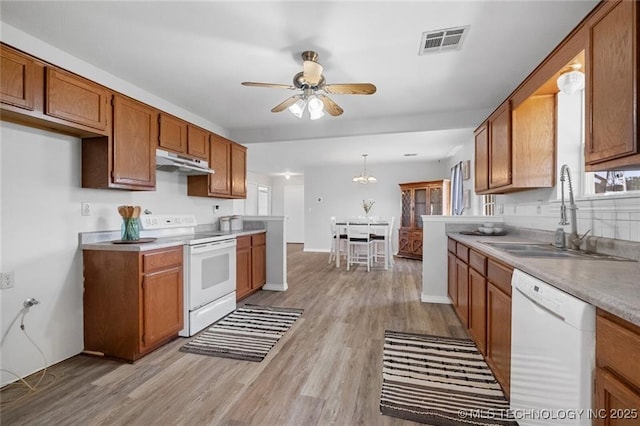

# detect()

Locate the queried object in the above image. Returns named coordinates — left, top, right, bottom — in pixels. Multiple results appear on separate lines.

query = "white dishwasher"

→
left=510, top=269, right=595, bottom=425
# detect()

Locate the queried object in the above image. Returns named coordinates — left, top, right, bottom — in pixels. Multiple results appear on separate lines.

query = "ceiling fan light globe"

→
left=288, top=98, right=306, bottom=118
left=307, top=96, right=324, bottom=113
left=309, top=108, right=325, bottom=120
left=557, top=70, right=585, bottom=95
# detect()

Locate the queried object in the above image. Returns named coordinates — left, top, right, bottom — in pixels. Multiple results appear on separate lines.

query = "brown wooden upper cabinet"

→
left=188, top=133, right=247, bottom=199
left=45, top=68, right=110, bottom=132
left=158, top=113, right=188, bottom=153
left=82, top=94, right=157, bottom=190
left=0, top=45, right=35, bottom=111
left=158, top=113, right=209, bottom=161
left=187, top=125, right=209, bottom=160
left=488, top=100, right=512, bottom=189
left=585, top=0, right=640, bottom=171
left=475, top=95, right=555, bottom=195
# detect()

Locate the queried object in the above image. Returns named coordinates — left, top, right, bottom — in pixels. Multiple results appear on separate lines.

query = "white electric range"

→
left=140, top=215, right=237, bottom=337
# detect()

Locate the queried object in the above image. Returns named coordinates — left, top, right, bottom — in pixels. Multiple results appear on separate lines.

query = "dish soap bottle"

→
left=554, top=227, right=565, bottom=248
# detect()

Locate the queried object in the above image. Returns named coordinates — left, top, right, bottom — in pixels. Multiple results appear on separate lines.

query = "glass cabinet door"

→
left=430, top=187, right=443, bottom=215
left=414, top=189, right=427, bottom=228
left=401, top=189, right=412, bottom=227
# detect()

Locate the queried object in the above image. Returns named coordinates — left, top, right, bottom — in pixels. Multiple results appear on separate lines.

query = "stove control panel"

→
left=140, top=214, right=197, bottom=230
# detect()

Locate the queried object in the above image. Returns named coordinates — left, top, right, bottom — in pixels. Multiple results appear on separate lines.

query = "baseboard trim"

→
left=303, top=248, right=330, bottom=253
left=263, top=282, right=288, bottom=292
left=421, top=294, right=451, bottom=304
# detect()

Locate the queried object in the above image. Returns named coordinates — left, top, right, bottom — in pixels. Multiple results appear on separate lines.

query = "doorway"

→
left=284, top=185, right=304, bottom=243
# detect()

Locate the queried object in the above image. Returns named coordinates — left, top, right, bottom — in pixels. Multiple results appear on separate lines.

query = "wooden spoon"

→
left=133, top=206, right=141, bottom=219
left=118, top=206, right=127, bottom=218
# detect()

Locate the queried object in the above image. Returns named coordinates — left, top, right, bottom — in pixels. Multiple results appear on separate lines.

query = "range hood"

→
left=156, top=149, right=214, bottom=176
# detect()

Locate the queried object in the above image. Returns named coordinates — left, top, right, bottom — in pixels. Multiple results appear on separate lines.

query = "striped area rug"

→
left=380, top=331, right=517, bottom=426
left=179, top=304, right=303, bottom=362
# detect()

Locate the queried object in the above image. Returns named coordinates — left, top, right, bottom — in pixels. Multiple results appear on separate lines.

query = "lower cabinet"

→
left=83, top=246, right=183, bottom=361
left=447, top=238, right=512, bottom=396
left=398, top=229, right=423, bottom=259
left=594, top=309, right=640, bottom=425
left=236, top=232, right=266, bottom=301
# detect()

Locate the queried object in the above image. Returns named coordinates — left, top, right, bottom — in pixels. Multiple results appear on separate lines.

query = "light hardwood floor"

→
left=1, top=244, right=467, bottom=426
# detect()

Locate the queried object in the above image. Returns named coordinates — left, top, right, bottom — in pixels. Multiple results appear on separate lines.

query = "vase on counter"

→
left=121, top=218, right=140, bottom=241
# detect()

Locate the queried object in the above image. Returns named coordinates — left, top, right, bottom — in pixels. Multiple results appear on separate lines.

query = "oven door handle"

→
left=190, top=239, right=236, bottom=254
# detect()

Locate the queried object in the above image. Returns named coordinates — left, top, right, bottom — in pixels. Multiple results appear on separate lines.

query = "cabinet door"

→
left=251, top=243, right=266, bottom=289
left=187, top=125, right=209, bottom=160
left=409, top=230, right=423, bottom=258
left=595, top=368, right=640, bottom=426
left=236, top=235, right=252, bottom=300
left=141, top=266, right=183, bottom=351
left=400, top=189, right=412, bottom=228
left=586, top=0, right=636, bottom=164
left=414, top=188, right=427, bottom=227
left=112, top=95, right=157, bottom=189
left=468, top=268, right=487, bottom=355
left=230, top=143, right=247, bottom=198
left=487, top=283, right=512, bottom=395
left=1, top=46, right=35, bottom=110
left=475, top=124, right=489, bottom=192
left=489, top=102, right=512, bottom=189
left=398, top=229, right=411, bottom=257
left=46, top=68, right=110, bottom=131
left=429, top=186, right=443, bottom=215
left=158, top=113, right=187, bottom=153
left=447, top=252, right=458, bottom=305
left=236, top=247, right=252, bottom=300
left=456, top=258, right=469, bottom=327
left=209, top=134, right=231, bottom=196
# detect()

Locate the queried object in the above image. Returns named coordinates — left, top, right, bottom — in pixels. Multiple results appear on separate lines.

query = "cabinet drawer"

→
left=236, top=235, right=251, bottom=250
left=469, top=250, right=487, bottom=275
left=251, top=232, right=266, bottom=246
left=596, top=312, right=640, bottom=389
left=487, top=259, right=512, bottom=296
left=447, top=238, right=457, bottom=253
left=143, top=247, right=183, bottom=273
left=456, top=243, right=469, bottom=263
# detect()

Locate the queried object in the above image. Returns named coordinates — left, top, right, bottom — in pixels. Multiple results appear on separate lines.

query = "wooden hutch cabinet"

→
left=398, top=180, right=450, bottom=260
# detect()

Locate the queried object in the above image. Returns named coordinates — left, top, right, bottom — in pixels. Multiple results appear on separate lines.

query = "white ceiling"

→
left=0, top=1, right=598, bottom=175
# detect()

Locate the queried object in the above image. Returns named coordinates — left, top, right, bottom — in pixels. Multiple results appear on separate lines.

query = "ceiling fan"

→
left=241, top=51, right=376, bottom=119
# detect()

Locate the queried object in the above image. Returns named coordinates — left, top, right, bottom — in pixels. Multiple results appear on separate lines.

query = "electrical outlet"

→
left=1, top=272, right=15, bottom=289
left=81, top=202, right=91, bottom=216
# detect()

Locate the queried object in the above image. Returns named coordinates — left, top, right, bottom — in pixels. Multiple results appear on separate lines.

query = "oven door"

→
left=186, top=238, right=237, bottom=310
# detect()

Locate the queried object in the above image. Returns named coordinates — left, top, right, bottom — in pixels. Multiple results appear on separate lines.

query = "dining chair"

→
left=371, top=216, right=394, bottom=269
left=346, top=221, right=374, bottom=271
left=328, top=216, right=347, bottom=267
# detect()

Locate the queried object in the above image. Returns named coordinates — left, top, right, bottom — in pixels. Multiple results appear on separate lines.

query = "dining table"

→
left=334, top=219, right=392, bottom=270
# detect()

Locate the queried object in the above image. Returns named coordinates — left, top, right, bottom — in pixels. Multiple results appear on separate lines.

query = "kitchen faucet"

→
left=559, top=164, right=590, bottom=250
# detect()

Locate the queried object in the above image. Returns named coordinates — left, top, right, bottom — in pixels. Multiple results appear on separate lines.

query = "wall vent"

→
left=418, top=26, right=470, bottom=55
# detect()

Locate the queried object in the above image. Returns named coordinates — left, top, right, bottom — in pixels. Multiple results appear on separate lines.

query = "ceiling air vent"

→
left=418, top=26, right=470, bottom=55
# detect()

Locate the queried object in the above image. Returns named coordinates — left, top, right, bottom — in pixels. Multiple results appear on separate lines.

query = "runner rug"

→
left=380, top=330, right=517, bottom=426
left=180, top=304, right=303, bottom=362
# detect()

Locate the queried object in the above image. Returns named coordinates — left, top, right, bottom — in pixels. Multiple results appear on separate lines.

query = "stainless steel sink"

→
left=483, top=242, right=635, bottom=261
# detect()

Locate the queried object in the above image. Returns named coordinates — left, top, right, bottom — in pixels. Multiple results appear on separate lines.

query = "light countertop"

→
left=448, top=232, right=640, bottom=327
left=81, top=229, right=266, bottom=252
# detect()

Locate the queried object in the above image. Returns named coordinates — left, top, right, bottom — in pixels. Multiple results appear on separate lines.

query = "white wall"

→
left=303, top=160, right=449, bottom=252
left=271, top=175, right=304, bottom=216
left=0, top=122, right=235, bottom=386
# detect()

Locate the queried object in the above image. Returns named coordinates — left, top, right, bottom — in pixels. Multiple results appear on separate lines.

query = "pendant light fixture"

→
left=352, top=154, right=377, bottom=184
left=557, top=63, right=585, bottom=95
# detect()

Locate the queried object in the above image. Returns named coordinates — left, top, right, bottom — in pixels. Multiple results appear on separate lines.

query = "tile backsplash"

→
left=498, top=193, right=640, bottom=242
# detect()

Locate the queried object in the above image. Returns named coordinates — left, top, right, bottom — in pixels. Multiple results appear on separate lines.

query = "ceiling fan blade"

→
left=271, top=95, right=300, bottom=113
left=241, top=82, right=295, bottom=90
left=303, top=61, right=324, bottom=85
left=323, top=83, right=377, bottom=95
left=317, top=94, right=344, bottom=116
